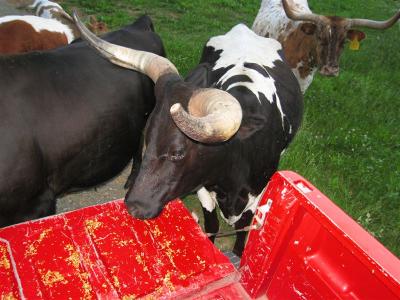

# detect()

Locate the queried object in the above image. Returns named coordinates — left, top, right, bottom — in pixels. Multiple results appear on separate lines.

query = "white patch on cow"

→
left=29, top=0, right=62, bottom=11
left=207, top=24, right=286, bottom=128
left=252, top=0, right=312, bottom=41
left=37, top=9, right=56, bottom=20
left=0, top=15, right=74, bottom=43
left=191, top=211, right=199, bottom=223
left=32, top=0, right=64, bottom=19
left=219, top=189, right=266, bottom=226
left=291, top=61, right=316, bottom=93
left=252, top=0, right=316, bottom=94
left=197, top=187, right=217, bottom=213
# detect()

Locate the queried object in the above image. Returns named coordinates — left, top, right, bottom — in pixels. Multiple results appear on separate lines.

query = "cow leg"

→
left=233, top=210, right=254, bottom=257
left=197, top=187, right=219, bottom=243
left=124, top=141, right=144, bottom=190
left=31, top=189, right=56, bottom=219
left=0, top=189, right=56, bottom=227
left=202, top=207, right=219, bottom=243
left=17, top=189, right=56, bottom=224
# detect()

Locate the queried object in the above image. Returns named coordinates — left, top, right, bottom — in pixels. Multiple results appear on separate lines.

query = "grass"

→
left=61, top=0, right=400, bottom=256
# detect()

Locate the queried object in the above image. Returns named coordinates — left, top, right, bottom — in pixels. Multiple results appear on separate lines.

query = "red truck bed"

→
left=0, top=200, right=239, bottom=299
left=1, top=171, right=399, bottom=299
left=240, top=171, right=400, bottom=299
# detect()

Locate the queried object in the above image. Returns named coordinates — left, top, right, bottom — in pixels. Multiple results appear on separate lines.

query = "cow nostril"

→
left=320, top=65, right=339, bottom=77
left=126, top=203, right=139, bottom=217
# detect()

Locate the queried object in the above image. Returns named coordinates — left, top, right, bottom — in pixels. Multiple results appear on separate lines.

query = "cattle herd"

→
left=0, top=0, right=399, bottom=257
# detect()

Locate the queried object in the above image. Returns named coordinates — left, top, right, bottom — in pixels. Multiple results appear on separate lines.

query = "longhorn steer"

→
left=74, top=13, right=303, bottom=256
left=252, top=0, right=400, bottom=93
left=0, top=15, right=165, bottom=227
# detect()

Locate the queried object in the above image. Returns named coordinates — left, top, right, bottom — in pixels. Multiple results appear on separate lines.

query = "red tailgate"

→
left=240, top=171, right=400, bottom=300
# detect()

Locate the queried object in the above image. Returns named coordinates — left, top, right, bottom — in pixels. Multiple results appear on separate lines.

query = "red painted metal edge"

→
left=240, top=171, right=400, bottom=299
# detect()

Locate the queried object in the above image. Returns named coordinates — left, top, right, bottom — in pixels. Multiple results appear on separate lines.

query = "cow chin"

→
left=319, top=65, right=339, bottom=77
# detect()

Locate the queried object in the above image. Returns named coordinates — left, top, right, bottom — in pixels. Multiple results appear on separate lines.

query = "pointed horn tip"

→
left=72, top=9, right=80, bottom=22
left=170, top=103, right=182, bottom=114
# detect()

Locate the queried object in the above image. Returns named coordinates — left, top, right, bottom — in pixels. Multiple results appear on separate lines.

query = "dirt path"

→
left=56, top=165, right=131, bottom=213
left=0, top=1, right=28, bottom=15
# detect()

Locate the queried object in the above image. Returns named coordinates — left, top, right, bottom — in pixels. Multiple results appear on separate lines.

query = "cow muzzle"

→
left=124, top=198, right=163, bottom=220
left=319, top=65, right=339, bottom=77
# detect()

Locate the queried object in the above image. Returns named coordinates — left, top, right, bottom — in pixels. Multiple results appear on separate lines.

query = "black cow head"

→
left=74, top=12, right=244, bottom=219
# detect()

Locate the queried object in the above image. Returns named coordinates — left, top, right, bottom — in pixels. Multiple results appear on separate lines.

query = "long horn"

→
left=72, top=10, right=178, bottom=82
left=57, top=9, right=74, bottom=22
left=282, top=0, right=322, bottom=24
left=349, top=10, right=400, bottom=29
left=170, top=89, right=243, bottom=143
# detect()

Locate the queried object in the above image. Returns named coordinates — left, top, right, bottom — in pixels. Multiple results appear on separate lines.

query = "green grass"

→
left=61, top=0, right=400, bottom=256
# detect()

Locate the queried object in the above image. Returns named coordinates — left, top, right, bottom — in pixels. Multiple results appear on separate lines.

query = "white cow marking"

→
left=0, top=15, right=74, bottom=43
left=197, top=187, right=217, bottom=213
left=219, top=190, right=266, bottom=226
left=207, top=24, right=286, bottom=128
left=29, top=0, right=63, bottom=11
left=292, top=61, right=316, bottom=93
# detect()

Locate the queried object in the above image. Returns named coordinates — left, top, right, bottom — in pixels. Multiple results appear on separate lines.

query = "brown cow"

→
left=0, top=15, right=73, bottom=54
left=0, top=0, right=107, bottom=55
left=253, top=0, right=400, bottom=93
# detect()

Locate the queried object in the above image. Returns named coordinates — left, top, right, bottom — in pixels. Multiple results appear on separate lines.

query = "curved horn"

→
left=72, top=10, right=178, bottom=82
left=57, top=9, right=74, bottom=22
left=170, top=89, right=243, bottom=143
left=348, top=10, right=400, bottom=29
left=282, top=0, right=322, bottom=24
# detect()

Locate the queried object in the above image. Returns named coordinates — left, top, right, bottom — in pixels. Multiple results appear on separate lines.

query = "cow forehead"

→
left=207, top=24, right=283, bottom=71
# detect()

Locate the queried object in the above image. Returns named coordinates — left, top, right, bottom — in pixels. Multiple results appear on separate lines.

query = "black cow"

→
left=75, top=14, right=303, bottom=256
left=0, top=15, right=165, bottom=227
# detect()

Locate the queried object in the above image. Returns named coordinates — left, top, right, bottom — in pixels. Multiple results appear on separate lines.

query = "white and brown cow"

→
left=252, top=0, right=400, bottom=93
left=27, top=0, right=108, bottom=35
left=0, top=15, right=74, bottom=54
left=0, top=0, right=107, bottom=55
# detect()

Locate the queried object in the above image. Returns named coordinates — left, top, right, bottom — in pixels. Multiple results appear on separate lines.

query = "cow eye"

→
left=168, top=150, right=185, bottom=162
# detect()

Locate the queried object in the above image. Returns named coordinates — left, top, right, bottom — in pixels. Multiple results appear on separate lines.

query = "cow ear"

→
left=347, top=30, right=366, bottom=41
left=300, top=23, right=317, bottom=35
left=236, top=113, right=266, bottom=140
left=185, top=63, right=211, bottom=88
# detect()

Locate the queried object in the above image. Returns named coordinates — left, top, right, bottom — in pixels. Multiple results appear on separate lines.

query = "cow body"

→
left=0, top=16, right=164, bottom=227
left=253, top=0, right=400, bottom=93
left=125, top=24, right=303, bottom=256
left=0, top=15, right=74, bottom=54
